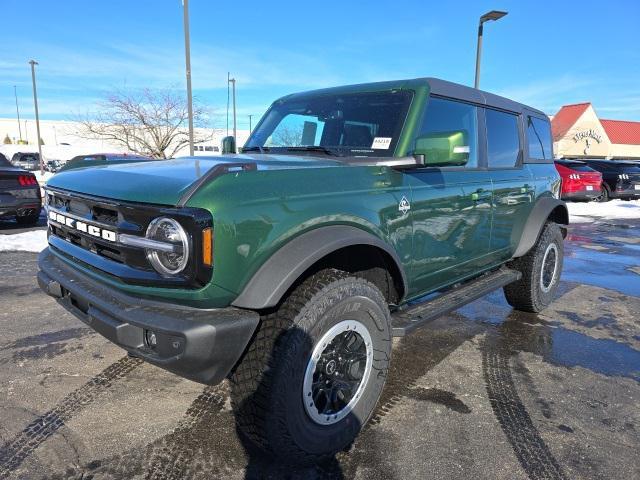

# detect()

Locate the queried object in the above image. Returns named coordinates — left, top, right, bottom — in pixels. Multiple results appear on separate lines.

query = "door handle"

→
left=521, top=184, right=532, bottom=194
left=471, top=188, right=488, bottom=201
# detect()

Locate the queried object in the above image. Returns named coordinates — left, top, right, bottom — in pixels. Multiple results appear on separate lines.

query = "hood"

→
left=46, top=154, right=342, bottom=205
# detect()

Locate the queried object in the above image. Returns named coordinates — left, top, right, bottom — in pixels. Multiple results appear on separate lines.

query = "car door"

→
left=484, top=108, right=534, bottom=258
left=405, top=96, right=493, bottom=298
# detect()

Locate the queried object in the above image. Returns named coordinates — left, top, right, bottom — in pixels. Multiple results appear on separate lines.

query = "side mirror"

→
left=221, top=136, right=236, bottom=154
left=414, top=130, right=470, bottom=167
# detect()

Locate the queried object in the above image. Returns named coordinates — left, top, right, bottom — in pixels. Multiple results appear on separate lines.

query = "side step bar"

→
left=391, top=268, right=521, bottom=337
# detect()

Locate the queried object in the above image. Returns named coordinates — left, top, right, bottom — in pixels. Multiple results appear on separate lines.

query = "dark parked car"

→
left=46, top=160, right=62, bottom=173
left=11, top=152, right=41, bottom=171
left=0, top=153, right=41, bottom=225
left=59, top=153, right=155, bottom=172
left=579, top=159, right=640, bottom=202
left=554, top=159, right=602, bottom=201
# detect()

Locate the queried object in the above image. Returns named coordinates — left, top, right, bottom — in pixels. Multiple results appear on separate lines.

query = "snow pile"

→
left=568, top=199, right=640, bottom=223
left=0, top=231, right=48, bottom=252
left=33, top=171, right=54, bottom=184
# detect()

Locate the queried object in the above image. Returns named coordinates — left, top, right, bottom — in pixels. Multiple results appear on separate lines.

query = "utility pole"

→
left=474, top=10, right=508, bottom=89
left=182, top=0, right=195, bottom=156
left=228, top=76, right=237, bottom=152
left=29, top=60, right=44, bottom=175
left=14, top=86, right=23, bottom=142
left=248, top=114, right=253, bottom=134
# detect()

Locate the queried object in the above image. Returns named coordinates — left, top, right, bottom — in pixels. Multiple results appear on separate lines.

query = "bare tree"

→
left=272, top=126, right=303, bottom=147
left=74, top=88, right=211, bottom=159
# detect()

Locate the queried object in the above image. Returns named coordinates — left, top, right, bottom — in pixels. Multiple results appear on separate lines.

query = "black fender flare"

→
left=231, top=225, right=407, bottom=310
left=512, top=197, right=568, bottom=258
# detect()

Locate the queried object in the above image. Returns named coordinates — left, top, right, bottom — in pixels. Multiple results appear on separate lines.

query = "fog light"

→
left=145, top=330, right=157, bottom=348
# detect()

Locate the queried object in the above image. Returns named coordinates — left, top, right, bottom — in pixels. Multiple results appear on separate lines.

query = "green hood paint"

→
left=47, top=155, right=341, bottom=205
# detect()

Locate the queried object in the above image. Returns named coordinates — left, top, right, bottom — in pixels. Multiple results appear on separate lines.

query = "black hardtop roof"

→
left=277, top=77, right=547, bottom=118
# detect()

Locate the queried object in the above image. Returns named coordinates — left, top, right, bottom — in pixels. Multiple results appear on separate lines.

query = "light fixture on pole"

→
left=14, top=86, right=23, bottom=142
left=228, top=76, right=237, bottom=152
left=474, top=10, right=507, bottom=89
left=29, top=60, right=44, bottom=175
left=182, top=0, right=195, bottom=156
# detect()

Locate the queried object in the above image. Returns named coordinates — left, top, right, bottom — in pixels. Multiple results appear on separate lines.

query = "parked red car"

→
left=554, top=159, right=602, bottom=201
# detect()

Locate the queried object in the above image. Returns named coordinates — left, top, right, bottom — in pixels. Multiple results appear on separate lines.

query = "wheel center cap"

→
left=325, top=359, right=337, bottom=375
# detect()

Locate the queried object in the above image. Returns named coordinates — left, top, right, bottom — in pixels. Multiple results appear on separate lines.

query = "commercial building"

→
left=0, top=118, right=249, bottom=162
left=551, top=103, right=640, bottom=160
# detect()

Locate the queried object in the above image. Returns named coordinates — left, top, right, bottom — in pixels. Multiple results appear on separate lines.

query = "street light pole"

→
left=474, top=10, right=508, bottom=89
left=248, top=114, right=253, bottom=134
left=182, top=0, right=195, bottom=156
left=29, top=60, right=44, bottom=175
left=228, top=77, right=237, bottom=152
left=14, top=86, right=23, bottom=142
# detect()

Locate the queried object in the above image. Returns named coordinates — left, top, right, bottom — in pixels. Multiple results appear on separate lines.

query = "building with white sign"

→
left=551, top=103, right=640, bottom=160
left=0, top=117, right=249, bottom=163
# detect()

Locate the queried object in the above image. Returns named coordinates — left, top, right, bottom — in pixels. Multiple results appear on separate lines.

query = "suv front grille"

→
left=45, top=187, right=212, bottom=288
left=47, top=190, right=145, bottom=268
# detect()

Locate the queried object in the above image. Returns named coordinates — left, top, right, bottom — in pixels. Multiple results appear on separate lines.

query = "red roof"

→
left=551, top=103, right=590, bottom=141
left=600, top=119, right=640, bottom=145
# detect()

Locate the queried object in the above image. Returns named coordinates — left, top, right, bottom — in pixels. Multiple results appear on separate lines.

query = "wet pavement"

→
left=1, top=219, right=639, bottom=480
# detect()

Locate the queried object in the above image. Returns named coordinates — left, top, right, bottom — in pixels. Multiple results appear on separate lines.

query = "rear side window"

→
left=486, top=109, right=521, bottom=168
left=413, top=97, right=479, bottom=168
left=527, top=116, right=553, bottom=160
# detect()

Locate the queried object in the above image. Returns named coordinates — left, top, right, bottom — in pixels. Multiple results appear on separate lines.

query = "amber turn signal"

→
left=202, top=227, right=213, bottom=267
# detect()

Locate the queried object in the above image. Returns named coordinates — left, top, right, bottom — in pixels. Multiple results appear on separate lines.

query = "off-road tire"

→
left=16, top=211, right=41, bottom=226
left=504, top=222, right=564, bottom=313
left=229, top=268, right=392, bottom=464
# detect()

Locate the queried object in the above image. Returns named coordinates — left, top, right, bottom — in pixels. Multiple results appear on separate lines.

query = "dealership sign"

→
left=573, top=129, right=603, bottom=144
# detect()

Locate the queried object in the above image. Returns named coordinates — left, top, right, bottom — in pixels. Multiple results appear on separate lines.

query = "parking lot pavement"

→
left=0, top=210, right=47, bottom=235
left=1, top=221, right=639, bottom=480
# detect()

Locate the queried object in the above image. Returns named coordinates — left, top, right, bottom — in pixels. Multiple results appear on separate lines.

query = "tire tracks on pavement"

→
left=0, top=355, right=142, bottom=479
left=482, top=336, right=566, bottom=480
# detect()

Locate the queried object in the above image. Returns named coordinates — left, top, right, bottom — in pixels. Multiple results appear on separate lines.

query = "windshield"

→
left=244, top=90, right=413, bottom=157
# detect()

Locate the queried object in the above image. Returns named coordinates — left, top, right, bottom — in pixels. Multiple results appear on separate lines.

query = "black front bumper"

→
left=37, top=249, right=259, bottom=385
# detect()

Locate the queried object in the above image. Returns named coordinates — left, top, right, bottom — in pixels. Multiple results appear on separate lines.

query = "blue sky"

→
left=2, top=0, right=639, bottom=129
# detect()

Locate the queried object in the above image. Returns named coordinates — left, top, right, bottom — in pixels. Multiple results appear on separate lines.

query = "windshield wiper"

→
left=242, top=146, right=269, bottom=153
left=285, top=146, right=341, bottom=157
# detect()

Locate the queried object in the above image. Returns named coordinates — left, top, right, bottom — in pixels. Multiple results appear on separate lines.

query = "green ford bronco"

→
left=38, top=77, right=567, bottom=462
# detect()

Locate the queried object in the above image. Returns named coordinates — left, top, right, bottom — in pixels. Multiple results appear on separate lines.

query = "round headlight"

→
left=145, top=217, right=190, bottom=275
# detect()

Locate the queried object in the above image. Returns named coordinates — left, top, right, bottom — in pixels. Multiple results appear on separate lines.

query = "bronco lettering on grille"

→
left=49, top=211, right=117, bottom=242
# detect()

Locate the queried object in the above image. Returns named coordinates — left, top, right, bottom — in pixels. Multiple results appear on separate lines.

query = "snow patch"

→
left=568, top=199, right=640, bottom=223
left=0, top=230, right=48, bottom=252
left=33, top=171, right=54, bottom=184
